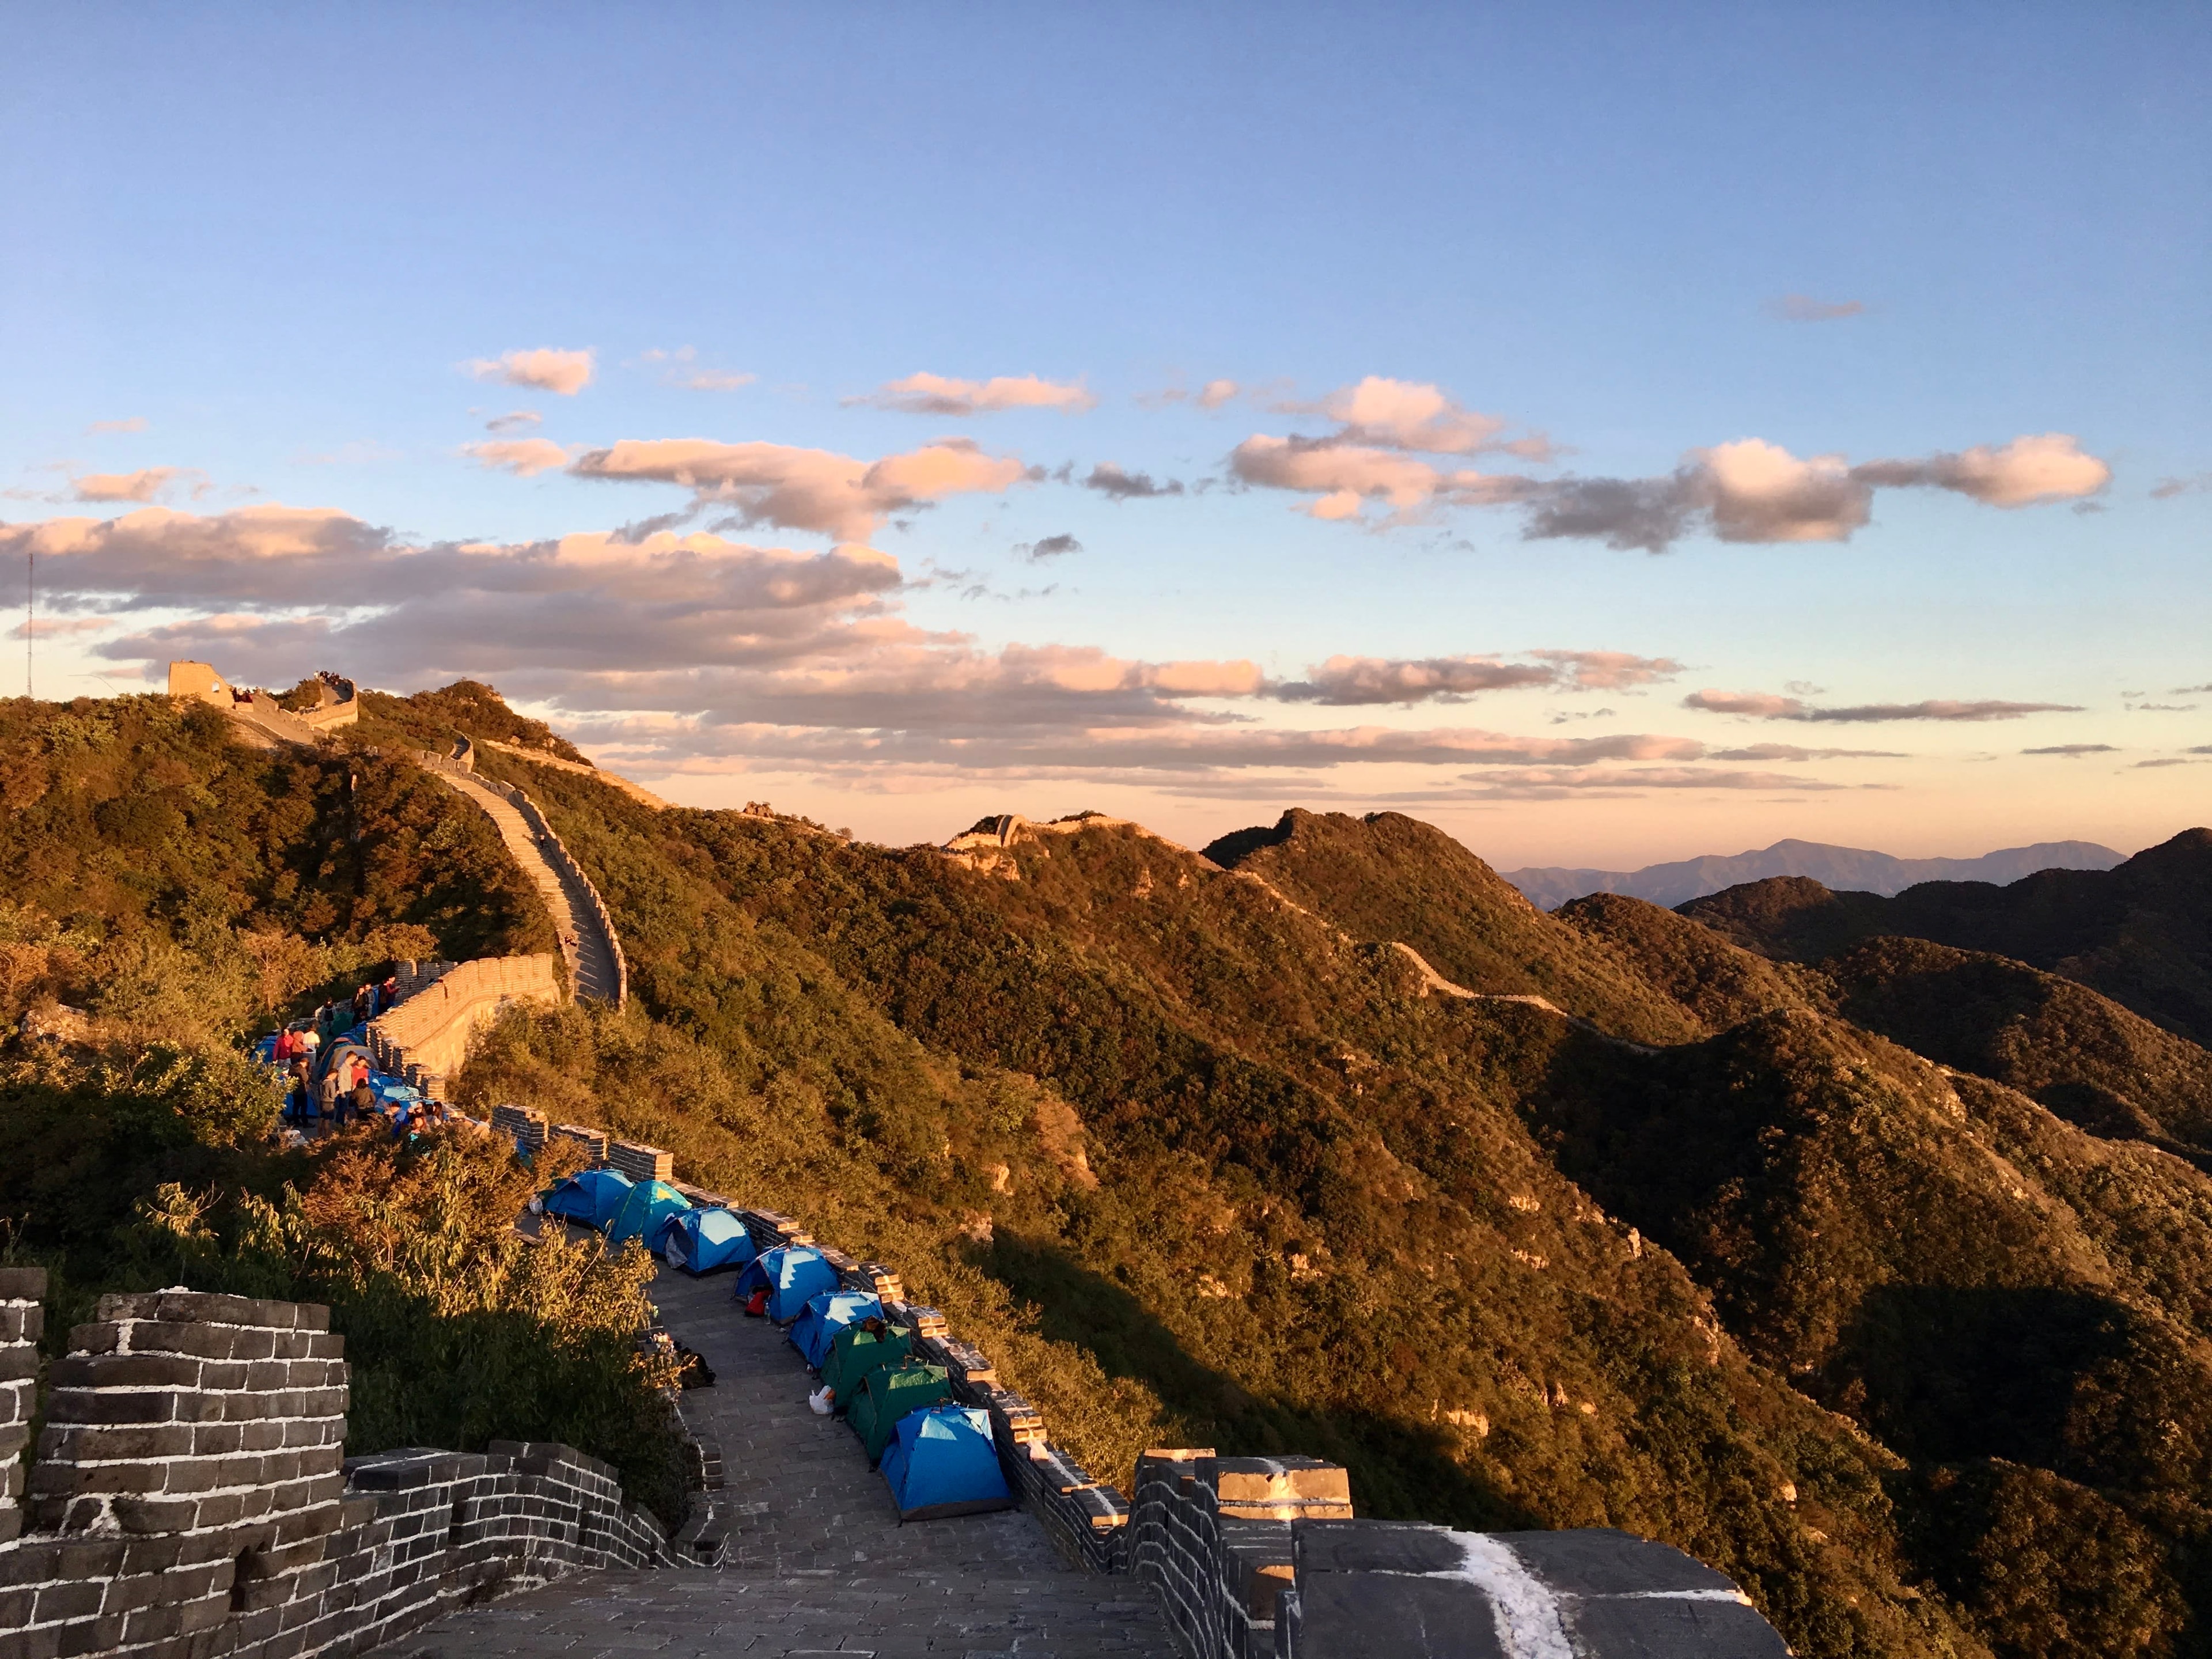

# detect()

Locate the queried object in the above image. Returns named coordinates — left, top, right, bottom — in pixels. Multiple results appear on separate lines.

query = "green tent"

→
left=821, top=1322, right=913, bottom=1413
left=847, top=1360, right=951, bottom=1463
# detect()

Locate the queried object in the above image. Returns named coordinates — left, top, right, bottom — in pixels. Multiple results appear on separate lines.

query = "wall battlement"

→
left=364, top=954, right=562, bottom=1092
left=0, top=1270, right=683, bottom=1659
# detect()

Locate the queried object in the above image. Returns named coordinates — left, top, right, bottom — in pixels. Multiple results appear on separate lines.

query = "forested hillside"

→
left=9, top=683, right=2212, bottom=1659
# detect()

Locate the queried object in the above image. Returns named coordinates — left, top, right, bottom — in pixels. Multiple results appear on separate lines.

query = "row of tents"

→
left=536, top=1169, right=1013, bottom=1521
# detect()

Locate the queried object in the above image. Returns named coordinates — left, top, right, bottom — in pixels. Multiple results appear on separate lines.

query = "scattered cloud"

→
left=2128, top=702, right=2197, bottom=713
left=464, top=439, right=577, bottom=477
left=1708, top=743, right=1906, bottom=760
left=569, top=437, right=1027, bottom=542
left=1525, top=433, right=2111, bottom=552
left=7, top=616, right=113, bottom=639
left=1017, top=533, right=1083, bottom=561
left=86, top=417, right=149, bottom=434
left=1766, top=294, right=1865, bottom=323
left=1268, top=650, right=1680, bottom=706
left=464, top=347, right=595, bottom=396
left=1197, top=379, right=1239, bottom=410
left=641, top=347, right=754, bottom=391
left=2022, top=744, right=2119, bottom=757
left=2150, top=473, right=2211, bottom=500
left=1084, top=463, right=1184, bottom=500
left=70, top=467, right=199, bottom=503
left=1229, top=435, right=1525, bottom=523
left=2135, top=757, right=2200, bottom=768
left=1684, top=688, right=2083, bottom=722
left=2173, top=683, right=2212, bottom=695
left=486, top=411, right=541, bottom=434
left=856, top=373, right=1094, bottom=416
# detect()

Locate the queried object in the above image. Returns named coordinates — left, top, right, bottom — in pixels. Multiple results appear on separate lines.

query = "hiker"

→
left=353, top=1073, right=378, bottom=1125
left=274, top=1027, right=297, bottom=1065
left=319, top=1063, right=345, bottom=1127
left=351, top=983, right=370, bottom=1022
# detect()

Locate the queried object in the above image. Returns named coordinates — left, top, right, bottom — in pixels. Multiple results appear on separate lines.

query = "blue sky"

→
left=4, top=5, right=2207, bottom=866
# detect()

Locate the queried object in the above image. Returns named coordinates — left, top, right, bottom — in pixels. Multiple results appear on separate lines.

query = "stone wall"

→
left=363, top=955, right=561, bottom=1090
left=0, top=1271, right=684, bottom=1659
left=1130, top=1451, right=1789, bottom=1659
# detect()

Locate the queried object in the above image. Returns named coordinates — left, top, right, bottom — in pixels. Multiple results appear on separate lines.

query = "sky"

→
left=3, top=4, right=2207, bottom=870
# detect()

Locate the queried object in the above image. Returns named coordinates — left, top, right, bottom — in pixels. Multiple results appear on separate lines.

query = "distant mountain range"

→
left=1503, top=836, right=2126, bottom=910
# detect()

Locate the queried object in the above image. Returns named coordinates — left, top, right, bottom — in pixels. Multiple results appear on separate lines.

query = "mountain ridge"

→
left=1506, top=836, right=2127, bottom=910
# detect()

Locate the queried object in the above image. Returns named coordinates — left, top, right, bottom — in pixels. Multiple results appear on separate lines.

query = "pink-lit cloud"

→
left=1766, top=294, right=1865, bottom=323
left=857, top=373, right=1094, bottom=416
left=1268, top=650, right=1681, bottom=706
left=464, top=438, right=575, bottom=476
left=86, top=417, right=149, bottom=434
left=1685, top=688, right=2084, bottom=722
left=70, top=467, right=199, bottom=503
left=641, top=347, right=754, bottom=391
left=569, top=437, right=1027, bottom=541
left=464, top=347, right=596, bottom=396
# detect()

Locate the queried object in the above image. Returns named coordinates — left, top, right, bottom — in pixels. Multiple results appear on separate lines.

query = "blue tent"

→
left=880, top=1406, right=1014, bottom=1521
left=733, top=1245, right=842, bottom=1321
left=608, top=1179, right=692, bottom=1247
left=544, top=1168, right=632, bottom=1229
left=789, top=1290, right=882, bottom=1369
left=660, top=1207, right=757, bottom=1275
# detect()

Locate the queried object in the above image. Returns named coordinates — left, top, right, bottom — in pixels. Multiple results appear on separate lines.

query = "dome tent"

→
left=733, top=1245, right=842, bottom=1322
left=789, top=1290, right=882, bottom=1369
left=543, top=1168, right=632, bottom=1229
left=607, top=1178, right=692, bottom=1248
left=880, top=1406, right=1014, bottom=1521
left=848, top=1359, right=952, bottom=1464
left=820, top=1320, right=912, bottom=1413
left=661, top=1207, right=757, bottom=1275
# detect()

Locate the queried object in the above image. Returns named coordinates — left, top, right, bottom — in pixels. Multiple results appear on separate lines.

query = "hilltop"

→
left=1683, top=829, right=2212, bottom=1047
left=1505, top=836, right=2126, bottom=910
left=8, top=685, right=2212, bottom=1659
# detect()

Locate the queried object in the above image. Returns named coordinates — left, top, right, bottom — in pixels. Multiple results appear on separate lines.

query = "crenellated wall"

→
left=363, top=955, right=562, bottom=1093
left=0, top=1271, right=687, bottom=1659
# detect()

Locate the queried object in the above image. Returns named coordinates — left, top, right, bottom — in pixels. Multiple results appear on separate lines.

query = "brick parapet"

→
left=363, top=954, right=561, bottom=1085
left=0, top=1287, right=688, bottom=1659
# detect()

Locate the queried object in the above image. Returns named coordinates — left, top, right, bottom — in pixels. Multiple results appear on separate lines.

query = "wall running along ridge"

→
left=503, top=1116, right=1791, bottom=1657
left=363, top=955, right=563, bottom=1097
left=0, top=1270, right=688, bottom=1659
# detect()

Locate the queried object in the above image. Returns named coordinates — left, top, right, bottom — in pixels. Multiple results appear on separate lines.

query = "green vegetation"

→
left=10, top=682, right=2210, bottom=1659
left=0, top=691, right=674, bottom=1514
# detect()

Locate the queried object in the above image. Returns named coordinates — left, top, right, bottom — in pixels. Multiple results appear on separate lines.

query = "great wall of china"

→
left=0, top=668, right=1791, bottom=1657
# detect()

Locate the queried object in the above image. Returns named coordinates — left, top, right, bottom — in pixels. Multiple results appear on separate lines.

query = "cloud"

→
left=1197, top=380, right=1239, bottom=410
left=2023, top=744, right=2119, bottom=757
left=1523, top=433, right=2112, bottom=552
left=2173, top=684, right=2212, bottom=695
left=1017, top=533, right=1082, bottom=560
left=2135, top=757, right=2200, bottom=768
left=569, top=437, right=1027, bottom=541
left=641, top=347, right=754, bottom=391
left=1766, top=294, right=1865, bottom=323
left=1709, top=743, right=1906, bottom=760
left=1684, top=688, right=2083, bottom=722
left=70, top=467, right=197, bottom=503
left=1267, top=650, right=1680, bottom=706
left=1305, top=377, right=1508, bottom=456
left=465, top=348, right=595, bottom=396
left=857, top=373, right=1094, bottom=416
left=1228, top=435, right=1526, bottom=523
left=2149, top=474, right=2211, bottom=500
left=1460, top=765, right=1854, bottom=795
left=7, top=616, right=112, bottom=639
left=486, top=411, right=541, bottom=434
left=1853, top=433, right=2111, bottom=509
left=2128, top=702, right=2197, bottom=713
left=1084, top=463, right=1183, bottom=500
left=464, top=439, right=575, bottom=477
left=86, top=417, right=148, bottom=434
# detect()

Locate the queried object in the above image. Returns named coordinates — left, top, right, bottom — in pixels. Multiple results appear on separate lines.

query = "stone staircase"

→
left=435, top=767, right=624, bottom=1006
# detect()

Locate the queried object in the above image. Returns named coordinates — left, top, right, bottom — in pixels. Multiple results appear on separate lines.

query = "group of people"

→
left=270, top=971, right=461, bottom=1144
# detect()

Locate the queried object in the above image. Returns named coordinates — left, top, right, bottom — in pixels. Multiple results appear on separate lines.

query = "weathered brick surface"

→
left=0, top=1283, right=683, bottom=1659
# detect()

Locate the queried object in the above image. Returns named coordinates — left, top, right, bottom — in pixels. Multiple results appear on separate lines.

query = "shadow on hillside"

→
left=978, top=1229, right=1538, bottom=1530
left=1831, top=1283, right=2142, bottom=1471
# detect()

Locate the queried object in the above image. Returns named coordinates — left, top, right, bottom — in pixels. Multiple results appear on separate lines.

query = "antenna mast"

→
left=22, top=547, right=29, bottom=700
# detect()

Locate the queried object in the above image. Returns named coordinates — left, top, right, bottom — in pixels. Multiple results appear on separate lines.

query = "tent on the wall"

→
left=733, top=1245, right=842, bottom=1321
left=849, top=1360, right=952, bottom=1463
left=660, top=1207, right=757, bottom=1275
left=821, top=1321, right=912, bottom=1413
left=543, top=1168, right=632, bottom=1229
left=789, top=1291, right=882, bottom=1369
left=880, top=1406, right=1015, bottom=1521
left=607, top=1178, right=692, bottom=1248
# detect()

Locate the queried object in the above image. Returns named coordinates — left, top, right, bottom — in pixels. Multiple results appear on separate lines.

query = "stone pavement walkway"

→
left=435, top=770, right=623, bottom=1005
left=372, top=1261, right=1173, bottom=1658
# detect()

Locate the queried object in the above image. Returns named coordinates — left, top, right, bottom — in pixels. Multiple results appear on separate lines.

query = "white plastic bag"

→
left=808, top=1385, right=834, bottom=1415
